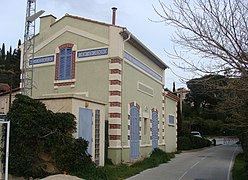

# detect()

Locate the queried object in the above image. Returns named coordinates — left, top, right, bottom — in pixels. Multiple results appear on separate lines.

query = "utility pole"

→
left=21, top=0, right=44, bottom=96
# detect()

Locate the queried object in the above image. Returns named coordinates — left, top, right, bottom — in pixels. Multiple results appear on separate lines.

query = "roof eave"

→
left=120, top=29, right=169, bottom=70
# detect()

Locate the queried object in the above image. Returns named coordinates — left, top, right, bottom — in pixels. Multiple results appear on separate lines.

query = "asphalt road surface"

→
left=127, top=143, right=241, bottom=180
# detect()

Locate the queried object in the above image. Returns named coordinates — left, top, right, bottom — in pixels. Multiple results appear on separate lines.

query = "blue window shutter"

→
left=130, top=106, right=140, bottom=160
left=58, top=48, right=72, bottom=80
left=65, top=55, right=72, bottom=79
left=58, top=56, right=65, bottom=80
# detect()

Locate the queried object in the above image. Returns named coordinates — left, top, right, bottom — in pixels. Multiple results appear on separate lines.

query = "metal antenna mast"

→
left=21, top=0, right=44, bottom=96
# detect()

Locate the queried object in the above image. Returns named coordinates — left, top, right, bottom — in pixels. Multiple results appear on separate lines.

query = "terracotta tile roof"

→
left=0, top=87, right=20, bottom=96
left=165, top=91, right=180, bottom=101
left=0, top=83, right=10, bottom=92
left=52, top=14, right=125, bottom=29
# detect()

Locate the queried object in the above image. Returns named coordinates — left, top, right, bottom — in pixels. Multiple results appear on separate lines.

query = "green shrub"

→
left=178, top=135, right=211, bottom=150
left=5, top=94, right=100, bottom=179
left=178, top=136, right=192, bottom=150
left=191, top=136, right=211, bottom=149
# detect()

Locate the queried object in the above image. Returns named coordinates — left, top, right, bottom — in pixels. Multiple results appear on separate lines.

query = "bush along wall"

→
left=178, top=135, right=211, bottom=150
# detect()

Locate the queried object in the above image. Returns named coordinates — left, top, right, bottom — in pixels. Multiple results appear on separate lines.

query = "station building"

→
left=16, top=9, right=178, bottom=164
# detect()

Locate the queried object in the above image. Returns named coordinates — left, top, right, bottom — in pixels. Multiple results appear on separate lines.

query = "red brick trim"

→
left=152, top=108, right=158, bottom=112
left=55, top=53, right=59, bottom=80
left=110, top=80, right=121, bottom=85
left=109, top=135, right=121, bottom=140
left=59, top=43, right=74, bottom=49
left=110, top=102, right=121, bottom=107
left=109, top=113, right=121, bottom=118
left=130, top=102, right=140, bottom=110
left=72, top=51, right=76, bottom=79
left=110, top=91, right=121, bottom=96
left=109, top=124, right=121, bottom=129
left=110, top=69, right=121, bottom=74
left=111, top=59, right=121, bottom=64
left=54, top=82, right=75, bottom=86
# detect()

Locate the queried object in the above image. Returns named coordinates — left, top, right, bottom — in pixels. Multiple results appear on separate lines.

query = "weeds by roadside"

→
left=232, top=153, right=247, bottom=180
left=74, top=148, right=175, bottom=180
left=103, top=148, right=174, bottom=180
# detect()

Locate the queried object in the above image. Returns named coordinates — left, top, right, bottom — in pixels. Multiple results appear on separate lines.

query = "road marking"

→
left=227, top=145, right=238, bottom=180
left=178, top=171, right=189, bottom=180
left=178, top=161, right=200, bottom=179
left=190, top=161, right=200, bottom=169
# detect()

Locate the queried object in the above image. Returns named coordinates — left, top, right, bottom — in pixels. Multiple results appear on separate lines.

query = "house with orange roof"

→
left=17, top=8, right=178, bottom=165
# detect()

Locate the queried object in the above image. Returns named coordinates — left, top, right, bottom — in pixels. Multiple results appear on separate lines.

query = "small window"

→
left=58, top=47, right=72, bottom=80
left=144, top=118, right=148, bottom=135
left=169, top=115, right=175, bottom=125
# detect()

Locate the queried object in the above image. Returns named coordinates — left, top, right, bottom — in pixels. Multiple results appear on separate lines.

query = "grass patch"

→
left=232, top=153, right=247, bottom=180
left=71, top=148, right=175, bottom=179
left=104, top=148, right=175, bottom=180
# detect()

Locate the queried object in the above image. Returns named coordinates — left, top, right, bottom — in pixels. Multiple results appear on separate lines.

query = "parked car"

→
left=191, top=131, right=202, bottom=138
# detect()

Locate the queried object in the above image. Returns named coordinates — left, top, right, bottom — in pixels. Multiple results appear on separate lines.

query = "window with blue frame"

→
left=58, top=48, right=72, bottom=80
left=169, top=115, right=175, bottom=125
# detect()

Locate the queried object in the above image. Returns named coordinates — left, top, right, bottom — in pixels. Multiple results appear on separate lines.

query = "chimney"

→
left=112, top=7, right=117, bottom=25
left=39, top=15, right=56, bottom=33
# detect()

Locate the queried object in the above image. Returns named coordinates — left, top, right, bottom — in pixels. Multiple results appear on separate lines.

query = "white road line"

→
left=178, top=171, right=188, bottom=180
left=190, top=161, right=200, bottom=169
left=178, top=161, right=200, bottom=179
left=227, top=145, right=238, bottom=180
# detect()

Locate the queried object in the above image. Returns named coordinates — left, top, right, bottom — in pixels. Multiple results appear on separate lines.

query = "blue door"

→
left=79, top=108, right=93, bottom=155
left=130, top=106, right=140, bottom=160
left=152, top=111, right=158, bottom=149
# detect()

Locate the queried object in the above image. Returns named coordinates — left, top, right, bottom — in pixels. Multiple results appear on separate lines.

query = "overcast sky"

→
left=1, top=0, right=193, bottom=89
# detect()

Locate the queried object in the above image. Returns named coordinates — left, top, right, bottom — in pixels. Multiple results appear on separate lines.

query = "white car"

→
left=191, top=131, right=202, bottom=138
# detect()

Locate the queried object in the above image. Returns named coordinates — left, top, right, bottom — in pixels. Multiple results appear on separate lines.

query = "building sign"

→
left=77, top=48, right=108, bottom=58
left=29, top=55, right=54, bottom=65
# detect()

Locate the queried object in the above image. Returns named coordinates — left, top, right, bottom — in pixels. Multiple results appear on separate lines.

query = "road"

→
left=127, top=143, right=242, bottom=180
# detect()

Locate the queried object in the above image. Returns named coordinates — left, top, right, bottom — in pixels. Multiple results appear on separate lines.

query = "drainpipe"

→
left=120, top=30, right=130, bottom=163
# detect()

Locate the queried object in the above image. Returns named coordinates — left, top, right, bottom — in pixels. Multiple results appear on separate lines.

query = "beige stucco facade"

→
left=36, top=94, right=106, bottom=166
left=17, top=13, right=178, bottom=164
left=164, top=91, right=179, bottom=152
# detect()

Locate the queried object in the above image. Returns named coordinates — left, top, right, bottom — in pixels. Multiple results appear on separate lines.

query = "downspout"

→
left=121, top=29, right=131, bottom=162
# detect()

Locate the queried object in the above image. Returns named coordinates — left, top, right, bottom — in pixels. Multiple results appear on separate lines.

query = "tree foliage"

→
left=0, top=41, right=21, bottom=91
left=155, top=0, right=248, bottom=76
left=5, top=94, right=95, bottom=178
left=186, top=75, right=227, bottom=119
left=155, top=0, right=248, bottom=174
